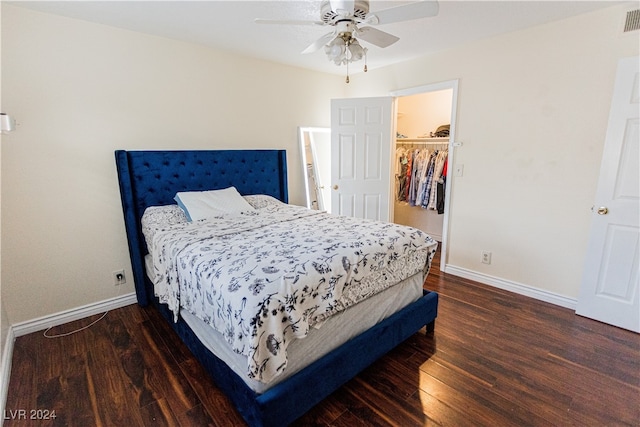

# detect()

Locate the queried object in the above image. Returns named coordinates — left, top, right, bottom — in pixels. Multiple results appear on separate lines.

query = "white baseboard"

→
left=1, top=326, right=15, bottom=427
left=12, top=292, right=137, bottom=338
left=444, top=265, right=577, bottom=310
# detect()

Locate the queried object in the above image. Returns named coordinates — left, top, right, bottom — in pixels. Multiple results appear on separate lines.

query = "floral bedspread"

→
left=150, top=201, right=437, bottom=383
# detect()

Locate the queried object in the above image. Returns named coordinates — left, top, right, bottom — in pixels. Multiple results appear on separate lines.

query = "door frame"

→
left=391, top=79, right=460, bottom=273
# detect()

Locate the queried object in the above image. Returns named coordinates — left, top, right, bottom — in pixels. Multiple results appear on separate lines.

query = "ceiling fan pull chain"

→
left=346, top=59, right=350, bottom=83
left=364, top=50, right=368, bottom=72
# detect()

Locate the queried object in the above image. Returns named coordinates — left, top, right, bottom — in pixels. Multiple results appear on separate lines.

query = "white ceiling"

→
left=11, top=0, right=622, bottom=75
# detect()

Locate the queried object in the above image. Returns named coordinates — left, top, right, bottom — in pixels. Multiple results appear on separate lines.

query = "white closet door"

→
left=330, top=97, right=394, bottom=221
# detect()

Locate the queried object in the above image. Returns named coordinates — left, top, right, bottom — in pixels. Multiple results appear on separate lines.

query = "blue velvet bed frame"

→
left=115, top=149, right=438, bottom=426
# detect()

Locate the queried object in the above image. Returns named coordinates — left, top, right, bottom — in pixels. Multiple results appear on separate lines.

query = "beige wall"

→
left=347, top=3, right=639, bottom=300
left=1, top=5, right=344, bottom=324
left=0, top=2, right=7, bottom=363
left=396, top=90, right=453, bottom=139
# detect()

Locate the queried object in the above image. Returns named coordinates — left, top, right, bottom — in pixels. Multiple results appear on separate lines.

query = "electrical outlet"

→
left=113, top=269, right=126, bottom=286
left=481, top=251, right=492, bottom=265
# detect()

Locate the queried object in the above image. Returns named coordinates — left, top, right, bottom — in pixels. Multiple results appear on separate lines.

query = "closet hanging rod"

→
left=397, top=144, right=449, bottom=151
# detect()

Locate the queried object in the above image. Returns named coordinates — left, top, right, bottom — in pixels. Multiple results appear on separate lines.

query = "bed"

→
left=115, top=149, right=439, bottom=426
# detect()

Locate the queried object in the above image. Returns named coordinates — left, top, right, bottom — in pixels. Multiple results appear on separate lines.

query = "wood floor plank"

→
left=139, top=398, right=179, bottom=427
left=129, top=321, right=200, bottom=416
left=115, top=303, right=149, bottom=325
left=4, top=335, right=38, bottom=427
left=409, top=388, right=476, bottom=426
left=119, top=346, right=159, bottom=408
left=546, top=333, right=639, bottom=386
left=419, top=372, right=522, bottom=426
left=5, top=245, right=639, bottom=426
left=144, top=307, right=194, bottom=366
left=356, top=354, right=422, bottom=400
left=175, top=403, right=216, bottom=427
left=104, top=308, right=161, bottom=409
left=568, top=387, right=640, bottom=427
left=343, top=376, right=427, bottom=426
left=62, top=354, right=99, bottom=427
left=290, top=391, right=348, bottom=426
left=544, top=353, right=640, bottom=425
left=85, top=342, right=145, bottom=426
left=178, top=358, right=246, bottom=427
left=327, top=383, right=398, bottom=427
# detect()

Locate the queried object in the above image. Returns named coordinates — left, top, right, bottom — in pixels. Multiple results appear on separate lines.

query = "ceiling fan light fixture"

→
left=325, top=36, right=347, bottom=65
left=324, top=32, right=368, bottom=82
left=324, top=32, right=367, bottom=66
left=347, top=38, right=367, bottom=62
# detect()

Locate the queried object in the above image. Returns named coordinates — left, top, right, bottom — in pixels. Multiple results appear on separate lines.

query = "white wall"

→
left=1, top=5, right=344, bottom=324
left=347, top=3, right=639, bottom=301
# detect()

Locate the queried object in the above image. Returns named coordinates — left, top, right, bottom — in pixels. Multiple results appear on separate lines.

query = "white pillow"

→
left=174, top=187, right=255, bottom=221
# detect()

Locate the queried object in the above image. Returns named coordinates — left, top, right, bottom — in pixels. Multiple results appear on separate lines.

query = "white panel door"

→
left=331, top=97, right=394, bottom=221
left=576, top=56, right=640, bottom=332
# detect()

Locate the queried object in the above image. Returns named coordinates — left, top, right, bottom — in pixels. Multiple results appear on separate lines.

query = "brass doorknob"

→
left=332, top=185, right=339, bottom=190
left=597, top=206, right=608, bottom=215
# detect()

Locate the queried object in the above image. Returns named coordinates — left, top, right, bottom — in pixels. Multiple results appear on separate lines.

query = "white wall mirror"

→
left=298, top=127, right=331, bottom=213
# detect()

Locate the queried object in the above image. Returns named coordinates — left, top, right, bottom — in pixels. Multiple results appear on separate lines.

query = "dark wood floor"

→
left=5, top=248, right=640, bottom=426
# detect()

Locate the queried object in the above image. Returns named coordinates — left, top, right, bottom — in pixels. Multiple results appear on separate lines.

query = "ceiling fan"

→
left=256, top=0, right=439, bottom=82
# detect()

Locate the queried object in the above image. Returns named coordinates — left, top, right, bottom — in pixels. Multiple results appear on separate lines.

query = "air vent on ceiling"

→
left=623, top=9, right=640, bottom=32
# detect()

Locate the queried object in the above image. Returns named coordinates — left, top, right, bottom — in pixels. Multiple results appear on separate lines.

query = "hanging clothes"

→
left=408, top=149, right=428, bottom=206
left=427, top=150, right=448, bottom=210
left=414, top=149, right=432, bottom=207
left=437, top=161, right=448, bottom=214
left=395, top=147, right=409, bottom=202
left=395, top=144, right=448, bottom=214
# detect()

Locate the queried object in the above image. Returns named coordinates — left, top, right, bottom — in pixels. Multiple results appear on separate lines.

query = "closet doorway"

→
left=393, top=88, right=453, bottom=242
left=391, top=80, right=458, bottom=271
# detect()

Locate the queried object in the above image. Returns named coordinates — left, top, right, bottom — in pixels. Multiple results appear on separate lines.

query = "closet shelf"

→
left=396, top=138, right=449, bottom=143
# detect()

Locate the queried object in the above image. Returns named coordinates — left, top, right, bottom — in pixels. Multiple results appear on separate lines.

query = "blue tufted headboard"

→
left=115, top=149, right=288, bottom=306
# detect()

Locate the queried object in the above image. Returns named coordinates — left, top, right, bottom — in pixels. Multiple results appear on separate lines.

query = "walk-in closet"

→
left=393, top=89, right=453, bottom=242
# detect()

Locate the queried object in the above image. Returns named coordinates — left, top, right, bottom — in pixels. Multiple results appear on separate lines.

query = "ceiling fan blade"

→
left=255, top=18, right=324, bottom=26
left=356, top=26, right=399, bottom=48
left=302, top=31, right=336, bottom=54
left=366, top=0, right=439, bottom=25
left=330, top=0, right=355, bottom=17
